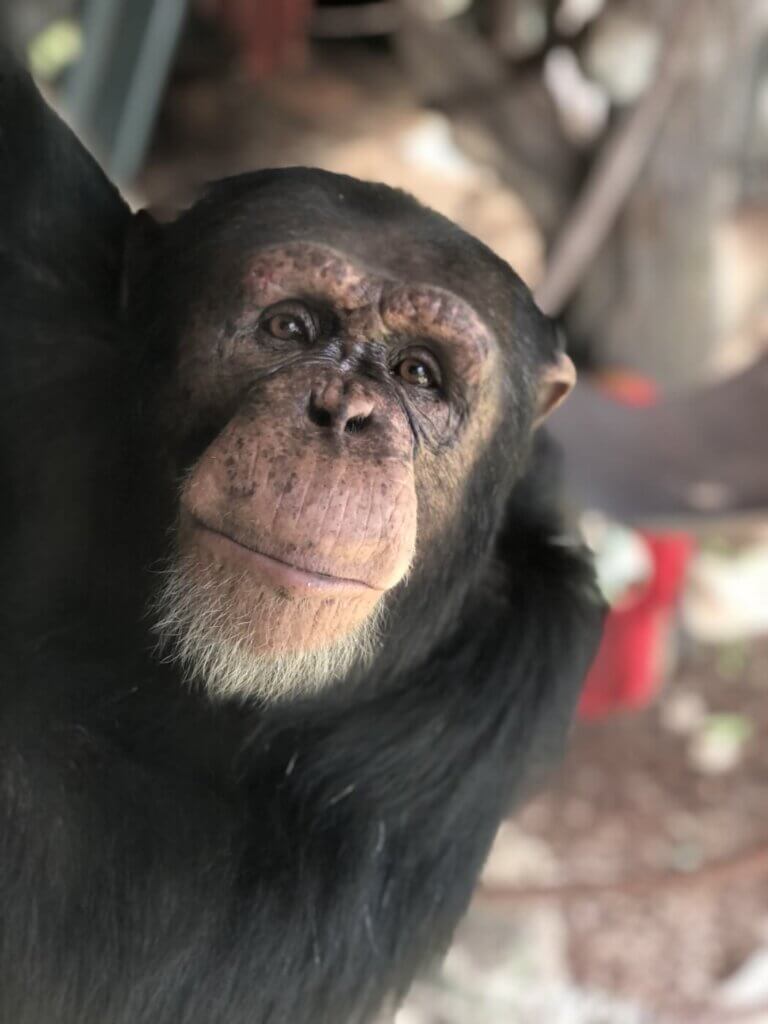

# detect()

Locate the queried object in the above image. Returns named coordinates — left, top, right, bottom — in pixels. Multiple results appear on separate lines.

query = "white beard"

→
left=150, top=554, right=384, bottom=703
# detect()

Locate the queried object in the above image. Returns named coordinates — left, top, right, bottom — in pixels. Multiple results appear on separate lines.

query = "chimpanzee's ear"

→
left=533, top=350, right=577, bottom=428
left=120, top=208, right=163, bottom=311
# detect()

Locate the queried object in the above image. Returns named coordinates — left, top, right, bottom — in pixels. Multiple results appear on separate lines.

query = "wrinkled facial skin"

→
left=159, top=242, right=503, bottom=662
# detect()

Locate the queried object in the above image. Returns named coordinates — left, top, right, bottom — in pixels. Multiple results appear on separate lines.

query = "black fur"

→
left=0, top=54, right=605, bottom=1024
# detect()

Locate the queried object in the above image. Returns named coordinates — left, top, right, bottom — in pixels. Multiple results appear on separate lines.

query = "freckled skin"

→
left=155, top=242, right=506, bottom=656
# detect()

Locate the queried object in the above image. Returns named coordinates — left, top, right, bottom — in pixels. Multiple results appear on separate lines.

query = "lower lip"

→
left=189, top=521, right=380, bottom=597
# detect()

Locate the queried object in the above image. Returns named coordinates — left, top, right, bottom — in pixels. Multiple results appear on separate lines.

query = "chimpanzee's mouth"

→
left=188, top=518, right=382, bottom=596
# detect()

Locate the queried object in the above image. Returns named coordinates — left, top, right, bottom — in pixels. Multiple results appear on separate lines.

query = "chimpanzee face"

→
left=140, top=175, right=574, bottom=701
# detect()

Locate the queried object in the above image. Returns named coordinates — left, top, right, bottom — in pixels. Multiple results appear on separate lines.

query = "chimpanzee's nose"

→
left=307, top=378, right=376, bottom=435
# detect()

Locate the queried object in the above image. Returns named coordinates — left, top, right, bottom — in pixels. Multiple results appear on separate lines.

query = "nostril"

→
left=344, top=415, right=370, bottom=435
left=307, top=394, right=334, bottom=428
left=313, top=407, right=333, bottom=428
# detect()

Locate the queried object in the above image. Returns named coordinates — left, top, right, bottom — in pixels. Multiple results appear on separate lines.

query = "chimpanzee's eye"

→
left=259, top=304, right=316, bottom=344
left=393, top=352, right=442, bottom=390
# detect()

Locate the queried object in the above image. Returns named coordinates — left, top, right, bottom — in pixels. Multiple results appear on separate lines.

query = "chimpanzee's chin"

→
left=150, top=551, right=384, bottom=701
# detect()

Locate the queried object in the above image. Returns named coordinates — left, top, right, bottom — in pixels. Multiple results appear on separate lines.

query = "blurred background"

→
left=3, top=1, right=768, bottom=1020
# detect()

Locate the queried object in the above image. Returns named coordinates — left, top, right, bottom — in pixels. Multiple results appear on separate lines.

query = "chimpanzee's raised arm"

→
left=0, top=53, right=132, bottom=645
left=0, top=49, right=130, bottom=312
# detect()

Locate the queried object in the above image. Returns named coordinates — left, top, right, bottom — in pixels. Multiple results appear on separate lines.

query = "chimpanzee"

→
left=0, top=53, right=604, bottom=1024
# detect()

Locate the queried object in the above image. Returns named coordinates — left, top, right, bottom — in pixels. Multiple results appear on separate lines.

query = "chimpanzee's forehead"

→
left=184, top=174, right=512, bottom=300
